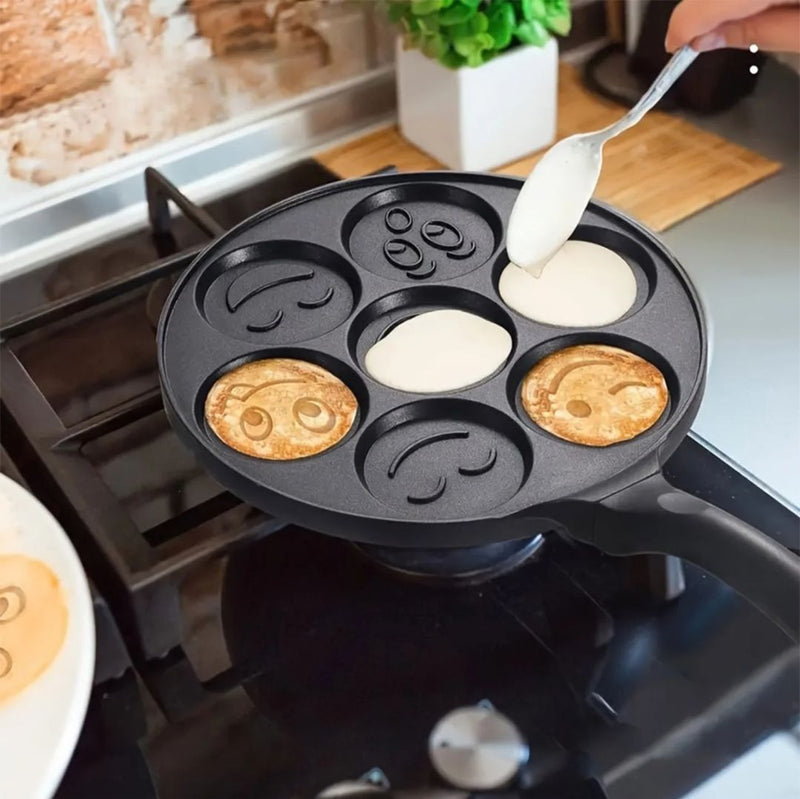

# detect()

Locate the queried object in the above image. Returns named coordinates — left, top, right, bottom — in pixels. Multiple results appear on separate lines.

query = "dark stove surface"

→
left=1, top=161, right=798, bottom=799
left=222, top=524, right=797, bottom=799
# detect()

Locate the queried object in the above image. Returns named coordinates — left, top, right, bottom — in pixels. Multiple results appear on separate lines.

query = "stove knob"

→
left=428, top=705, right=529, bottom=791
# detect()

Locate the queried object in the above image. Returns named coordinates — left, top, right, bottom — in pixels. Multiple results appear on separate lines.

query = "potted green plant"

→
left=385, top=0, right=571, bottom=170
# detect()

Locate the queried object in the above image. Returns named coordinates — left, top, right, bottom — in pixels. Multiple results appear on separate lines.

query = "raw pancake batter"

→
left=499, top=240, right=636, bottom=327
left=365, top=309, right=512, bottom=394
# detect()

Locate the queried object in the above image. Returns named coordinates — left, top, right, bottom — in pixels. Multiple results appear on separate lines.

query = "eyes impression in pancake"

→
left=364, top=309, right=512, bottom=394
left=521, top=344, right=668, bottom=446
left=0, top=555, right=68, bottom=704
left=499, top=240, right=637, bottom=327
left=205, top=358, right=358, bottom=460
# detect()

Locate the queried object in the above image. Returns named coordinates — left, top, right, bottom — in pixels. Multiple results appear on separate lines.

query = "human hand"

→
left=666, top=0, right=800, bottom=53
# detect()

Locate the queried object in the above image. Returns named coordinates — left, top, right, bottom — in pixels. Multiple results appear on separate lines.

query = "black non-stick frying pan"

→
left=157, top=172, right=800, bottom=641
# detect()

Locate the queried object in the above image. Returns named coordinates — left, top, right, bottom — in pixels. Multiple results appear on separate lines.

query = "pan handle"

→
left=592, top=472, right=800, bottom=641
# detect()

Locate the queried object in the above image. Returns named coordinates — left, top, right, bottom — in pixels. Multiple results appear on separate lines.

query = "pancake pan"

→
left=158, top=172, right=800, bottom=641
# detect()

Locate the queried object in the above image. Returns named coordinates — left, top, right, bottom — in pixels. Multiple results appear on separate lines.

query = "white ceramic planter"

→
left=396, top=36, right=558, bottom=171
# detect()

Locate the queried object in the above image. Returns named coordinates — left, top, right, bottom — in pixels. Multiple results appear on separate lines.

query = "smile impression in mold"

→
left=520, top=344, right=668, bottom=446
left=225, top=265, right=336, bottom=333
left=205, top=358, right=358, bottom=460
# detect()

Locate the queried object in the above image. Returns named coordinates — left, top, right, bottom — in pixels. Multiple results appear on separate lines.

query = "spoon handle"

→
left=603, top=45, right=698, bottom=140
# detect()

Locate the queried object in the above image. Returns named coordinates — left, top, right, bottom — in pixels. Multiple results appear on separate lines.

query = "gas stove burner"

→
left=353, top=535, right=544, bottom=584
left=429, top=703, right=528, bottom=791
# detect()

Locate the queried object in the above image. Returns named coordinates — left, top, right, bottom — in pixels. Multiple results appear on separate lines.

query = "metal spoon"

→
left=507, top=45, right=699, bottom=275
left=589, top=44, right=699, bottom=142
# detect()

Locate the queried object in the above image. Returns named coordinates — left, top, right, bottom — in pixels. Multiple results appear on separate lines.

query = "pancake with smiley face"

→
left=205, top=358, right=358, bottom=460
left=521, top=344, right=668, bottom=446
left=0, top=555, right=68, bottom=704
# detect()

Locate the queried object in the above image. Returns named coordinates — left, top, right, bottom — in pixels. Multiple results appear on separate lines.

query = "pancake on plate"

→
left=0, top=555, right=68, bottom=704
left=205, top=358, right=358, bottom=460
left=520, top=344, right=668, bottom=446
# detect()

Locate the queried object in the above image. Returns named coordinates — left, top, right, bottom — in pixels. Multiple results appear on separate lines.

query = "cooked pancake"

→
left=205, top=358, right=358, bottom=460
left=521, top=344, right=668, bottom=446
left=0, top=555, right=68, bottom=704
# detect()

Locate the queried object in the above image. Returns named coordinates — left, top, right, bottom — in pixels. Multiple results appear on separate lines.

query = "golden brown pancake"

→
left=205, top=358, right=358, bottom=460
left=0, top=555, right=68, bottom=704
left=521, top=344, right=668, bottom=446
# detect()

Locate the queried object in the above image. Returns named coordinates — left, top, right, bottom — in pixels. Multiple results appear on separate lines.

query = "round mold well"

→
left=347, top=286, right=517, bottom=393
left=194, top=348, right=370, bottom=461
left=492, top=224, right=657, bottom=329
left=355, top=399, right=533, bottom=519
left=506, top=334, right=679, bottom=446
left=196, top=241, right=361, bottom=345
left=342, top=183, right=502, bottom=283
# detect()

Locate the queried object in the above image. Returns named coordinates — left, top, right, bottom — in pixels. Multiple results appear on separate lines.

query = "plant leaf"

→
left=487, top=2, right=514, bottom=49
left=515, top=18, right=549, bottom=46
left=416, top=12, right=440, bottom=33
left=440, top=49, right=467, bottom=68
left=470, top=10, right=489, bottom=33
left=401, top=15, right=418, bottom=34
left=453, top=29, right=493, bottom=58
left=410, top=0, right=443, bottom=16
left=385, top=0, right=567, bottom=65
left=421, top=32, right=449, bottom=59
left=438, top=1, right=476, bottom=25
left=545, top=6, right=571, bottom=35
left=530, top=0, right=547, bottom=19
left=452, top=35, right=475, bottom=56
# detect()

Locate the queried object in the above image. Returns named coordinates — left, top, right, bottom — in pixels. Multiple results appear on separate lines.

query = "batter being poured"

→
left=506, top=45, right=697, bottom=279
left=500, top=142, right=636, bottom=327
left=506, top=136, right=602, bottom=278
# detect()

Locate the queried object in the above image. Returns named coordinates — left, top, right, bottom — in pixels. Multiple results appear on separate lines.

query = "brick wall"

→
left=0, top=0, right=390, bottom=185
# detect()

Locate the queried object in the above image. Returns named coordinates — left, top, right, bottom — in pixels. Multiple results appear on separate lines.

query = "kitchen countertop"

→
left=659, top=58, right=799, bottom=511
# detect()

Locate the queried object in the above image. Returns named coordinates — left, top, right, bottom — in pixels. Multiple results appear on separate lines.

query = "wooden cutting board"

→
left=316, top=65, right=781, bottom=232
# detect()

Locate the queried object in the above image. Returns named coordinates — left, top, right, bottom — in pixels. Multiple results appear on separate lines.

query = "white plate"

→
left=0, top=473, right=95, bottom=799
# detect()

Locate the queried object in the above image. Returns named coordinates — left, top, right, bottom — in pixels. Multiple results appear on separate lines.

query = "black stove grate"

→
left=0, top=168, right=330, bottom=682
